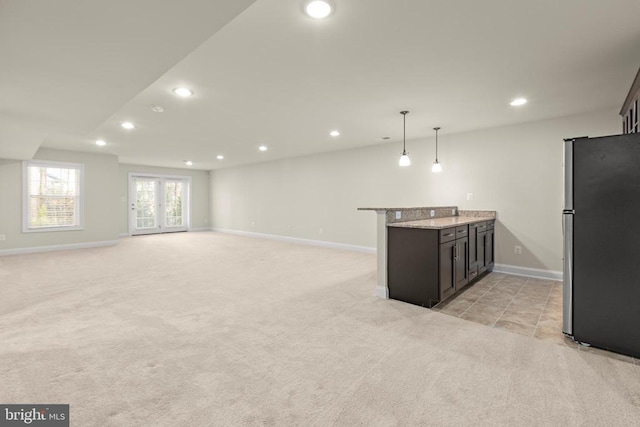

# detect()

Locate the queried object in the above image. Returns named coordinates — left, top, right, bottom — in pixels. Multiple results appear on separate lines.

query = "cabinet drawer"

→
left=475, top=221, right=487, bottom=232
left=455, top=225, right=468, bottom=238
left=439, top=227, right=456, bottom=243
left=487, top=221, right=495, bottom=230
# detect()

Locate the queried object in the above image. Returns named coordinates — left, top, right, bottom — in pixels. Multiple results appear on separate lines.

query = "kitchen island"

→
left=359, top=207, right=496, bottom=307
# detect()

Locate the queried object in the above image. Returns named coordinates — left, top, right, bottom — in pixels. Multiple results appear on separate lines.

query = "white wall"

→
left=210, top=109, right=620, bottom=273
left=0, top=150, right=211, bottom=253
left=118, top=164, right=210, bottom=235
left=0, top=148, right=120, bottom=251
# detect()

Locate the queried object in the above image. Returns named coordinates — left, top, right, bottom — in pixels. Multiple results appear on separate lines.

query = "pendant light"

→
left=432, top=126, right=442, bottom=173
left=399, top=111, right=410, bottom=167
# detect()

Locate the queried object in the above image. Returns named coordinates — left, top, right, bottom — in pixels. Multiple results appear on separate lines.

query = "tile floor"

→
left=432, top=272, right=638, bottom=365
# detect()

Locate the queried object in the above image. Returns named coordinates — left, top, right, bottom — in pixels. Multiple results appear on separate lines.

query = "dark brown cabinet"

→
left=468, top=223, right=478, bottom=281
left=454, top=225, right=470, bottom=291
left=485, top=221, right=495, bottom=270
left=454, top=236, right=469, bottom=289
left=474, top=220, right=495, bottom=275
left=478, top=224, right=487, bottom=274
left=469, top=222, right=487, bottom=275
left=621, top=67, right=639, bottom=134
left=387, top=227, right=440, bottom=308
left=438, top=225, right=469, bottom=301
left=439, top=240, right=455, bottom=301
left=387, top=219, right=495, bottom=308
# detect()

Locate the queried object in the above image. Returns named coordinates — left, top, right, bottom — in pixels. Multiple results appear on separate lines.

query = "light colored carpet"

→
left=0, top=232, right=638, bottom=426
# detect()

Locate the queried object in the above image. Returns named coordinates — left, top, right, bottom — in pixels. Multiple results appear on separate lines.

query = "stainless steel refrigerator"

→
left=563, top=133, right=640, bottom=358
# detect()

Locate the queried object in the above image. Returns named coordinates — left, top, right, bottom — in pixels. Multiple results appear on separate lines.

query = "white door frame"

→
left=128, top=173, right=192, bottom=236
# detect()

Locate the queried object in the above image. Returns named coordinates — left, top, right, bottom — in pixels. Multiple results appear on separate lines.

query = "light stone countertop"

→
left=358, top=207, right=456, bottom=211
left=388, top=216, right=494, bottom=230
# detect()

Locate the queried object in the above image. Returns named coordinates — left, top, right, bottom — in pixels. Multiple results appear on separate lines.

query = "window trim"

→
left=22, top=160, right=85, bottom=233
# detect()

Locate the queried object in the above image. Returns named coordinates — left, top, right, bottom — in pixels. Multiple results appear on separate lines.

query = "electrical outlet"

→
left=395, top=211, right=401, bottom=220
left=0, top=234, right=5, bottom=241
left=251, top=221, right=255, bottom=227
left=467, top=193, right=474, bottom=201
left=318, top=228, right=323, bottom=234
left=514, top=245, right=522, bottom=255
left=451, top=209, right=456, bottom=215
left=430, top=210, right=435, bottom=217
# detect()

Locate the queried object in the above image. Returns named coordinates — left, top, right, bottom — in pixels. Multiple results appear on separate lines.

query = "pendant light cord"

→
left=403, top=114, right=406, bottom=154
left=434, top=126, right=440, bottom=162
left=401, top=111, right=409, bottom=154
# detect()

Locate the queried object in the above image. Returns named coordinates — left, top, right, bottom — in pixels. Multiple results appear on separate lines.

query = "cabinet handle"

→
left=443, top=233, right=454, bottom=237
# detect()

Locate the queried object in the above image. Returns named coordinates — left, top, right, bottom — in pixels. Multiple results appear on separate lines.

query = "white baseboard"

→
left=120, top=228, right=210, bottom=237
left=375, top=285, right=389, bottom=299
left=211, top=228, right=376, bottom=254
left=0, top=240, right=119, bottom=257
left=493, top=264, right=563, bottom=281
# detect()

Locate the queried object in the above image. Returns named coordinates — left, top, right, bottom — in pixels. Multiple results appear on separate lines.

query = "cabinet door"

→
left=468, top=224, right=478, bottom=267
left=485, top=228, right=495, bottom=269
left=439, top=240, right=456, bottom=301
left=477, top=231, right=486, bottom=274
left=455, top=237, right=469, bottom=291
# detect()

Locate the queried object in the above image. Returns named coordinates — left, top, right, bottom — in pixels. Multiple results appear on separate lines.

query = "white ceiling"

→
left=2, top=0, right=639, bottom=170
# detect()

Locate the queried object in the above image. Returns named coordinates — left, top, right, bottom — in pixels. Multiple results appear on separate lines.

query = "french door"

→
left=129, top=175, right=190, bottom=235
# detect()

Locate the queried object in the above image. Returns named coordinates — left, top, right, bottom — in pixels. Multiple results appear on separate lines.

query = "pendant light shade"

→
left=399, top=111, right=410, bottom=167
left=432, top=126, right=442, bottom=173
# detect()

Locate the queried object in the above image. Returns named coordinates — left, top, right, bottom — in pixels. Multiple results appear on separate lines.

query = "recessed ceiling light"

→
left=216, top=155, right=224, bottom=160
left=258, top=145, right=268, bottom=152
left=121, top=122, right=135, bottom=129
left=150, top=104, right=165, bottom=113
left=184, top=160, right=193, bottom=166
left=173, top=87, right=193, bottom=97
left=306, top=0, right=332, bottom=18
left=510, top=97, right=527, bottom=106
left=330, top=130, right=340, bottom=137
left=95, top=139, right=106, bottom=146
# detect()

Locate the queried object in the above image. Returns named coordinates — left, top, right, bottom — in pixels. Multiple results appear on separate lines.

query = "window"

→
left=23, top=160, right=84, bottom=232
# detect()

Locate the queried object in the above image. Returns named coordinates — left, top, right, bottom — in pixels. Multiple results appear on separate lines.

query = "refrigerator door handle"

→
left=562, top=213, right=573, bottom=335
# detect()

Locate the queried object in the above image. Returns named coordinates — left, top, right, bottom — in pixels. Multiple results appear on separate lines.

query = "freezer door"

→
left=562, top=213, right=573, bottom=335
left=563, top=138, right=573, bottom=211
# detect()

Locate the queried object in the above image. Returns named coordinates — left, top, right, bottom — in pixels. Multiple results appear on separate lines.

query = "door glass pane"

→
left=165, top=180, right=183, bottom=227
left=136, top=180, right=156, bottom=229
